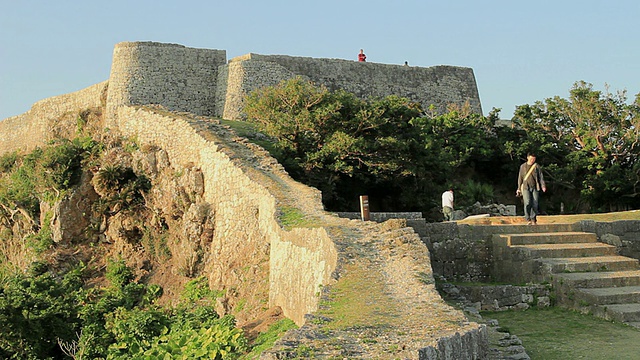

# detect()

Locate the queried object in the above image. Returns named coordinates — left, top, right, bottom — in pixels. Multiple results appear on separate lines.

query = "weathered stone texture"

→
left=114, top=105, right=337, bottom=325
left=0, top=81, right=107, bottom=155
left=106, top=42, right=226, bottom=124
left=220, top=53, right=482, bottom=120
left=270, top=227, right=338, bottom=325
left=584, top=219, right=640, bottom=261
left=218, top=58, right=297, bottom=120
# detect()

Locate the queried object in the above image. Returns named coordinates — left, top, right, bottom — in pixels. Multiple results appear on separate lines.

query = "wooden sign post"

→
left=360, top=195, right=370, bottom=221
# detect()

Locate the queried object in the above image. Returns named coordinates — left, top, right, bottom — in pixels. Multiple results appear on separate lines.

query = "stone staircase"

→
left=492, top=224, right=640, bottom=327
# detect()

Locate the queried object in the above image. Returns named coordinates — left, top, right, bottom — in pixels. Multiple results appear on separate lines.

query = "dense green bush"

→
left=127, top=323, right=247, bottom=360
left=455, top=180, right=495, bottom=208
left=0, top=263, right=84, bottom=359
left=0, top=259, right=248, bottom=359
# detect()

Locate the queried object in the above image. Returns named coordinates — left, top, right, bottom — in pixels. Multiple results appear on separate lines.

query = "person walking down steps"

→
left=516, top=153, right=546, bottom=224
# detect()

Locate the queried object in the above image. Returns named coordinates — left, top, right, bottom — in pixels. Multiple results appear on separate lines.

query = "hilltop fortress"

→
left=0, top=42, right=488, bottom=358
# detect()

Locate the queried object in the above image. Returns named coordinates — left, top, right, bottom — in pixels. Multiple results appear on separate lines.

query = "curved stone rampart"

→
left=115, top=105, right=338, bottom=325
left=0, top=81, right=107, bottom=155
left=106, top=42, right=226, bottom=125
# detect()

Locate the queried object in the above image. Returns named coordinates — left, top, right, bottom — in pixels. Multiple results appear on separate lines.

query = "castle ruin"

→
left=106, top=41, right=482, bottom=122
left=0, top=41, right=488, bottom=358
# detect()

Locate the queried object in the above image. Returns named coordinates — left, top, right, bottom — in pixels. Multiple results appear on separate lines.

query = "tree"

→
left=512, top=81, right=640, bottom=211
left=245, top=77, right=431, bottom=210
left=245, top=78, right=504, bottom=212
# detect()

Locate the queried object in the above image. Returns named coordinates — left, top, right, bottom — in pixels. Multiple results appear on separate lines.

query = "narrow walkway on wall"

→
left=263, top=219, right=485, bottom=358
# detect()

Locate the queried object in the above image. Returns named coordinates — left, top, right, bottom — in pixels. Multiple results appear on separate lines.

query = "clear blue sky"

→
left=1, top=0, right=639, bottom=120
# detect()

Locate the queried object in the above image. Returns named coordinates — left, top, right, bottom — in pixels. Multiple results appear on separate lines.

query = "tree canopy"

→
left=245, top=78, right=640, bottom=215
left=245, top=77, right=506, bottom=212
left=511, top=81, right=640, bottom=212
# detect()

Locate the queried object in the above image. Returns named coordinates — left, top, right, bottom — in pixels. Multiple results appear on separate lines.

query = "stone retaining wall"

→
left=441, top=283, right=552, bottom=312
left=417, top=220, right=640, bottom=283
left=0, top=81, right=107, bottom=156
left=114, top=105, right=337, bottom=325
left=580, top=219, right=640, bottom=260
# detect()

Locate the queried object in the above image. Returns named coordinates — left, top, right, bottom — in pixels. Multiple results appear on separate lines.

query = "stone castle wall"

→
left=5, top=41, right=482, bottom=145
left=106, top=42, right=226, bottom=124
left=217, top=57, right=297, bottom=120
left=219, top=53, right=482, bottom=120
left=103, top=41, right=481, bottom=123
left=0, top=81, right=107, bottom=155
left=114, top=105, right=338, bottom=325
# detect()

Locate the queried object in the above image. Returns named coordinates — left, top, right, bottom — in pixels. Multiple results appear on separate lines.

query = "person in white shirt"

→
left=442, top=188, right=454, bottom=221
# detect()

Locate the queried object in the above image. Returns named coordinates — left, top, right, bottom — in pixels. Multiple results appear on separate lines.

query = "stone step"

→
left=577, top=286, right=640, bottom=305
left=553, top=270, right=640, bottom=289
left=596, top=303, right=640, bottom=323
left=511, top=242, right=617, bottom=259
left=501, top=232, right=597, bottom=245
left=538, top=256, right=640, bottom=274
left=476, top=223, right=579, bottom=233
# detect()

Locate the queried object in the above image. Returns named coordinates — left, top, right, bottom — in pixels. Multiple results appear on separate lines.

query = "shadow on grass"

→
left=482, top=307, right=640, bottom=360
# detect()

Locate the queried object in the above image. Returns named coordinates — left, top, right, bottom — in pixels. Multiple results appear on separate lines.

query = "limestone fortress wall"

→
left=105, top=41, right=481, bottom=123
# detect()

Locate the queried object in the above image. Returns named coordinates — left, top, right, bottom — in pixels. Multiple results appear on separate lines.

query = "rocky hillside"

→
left=0, top=107, right=271, bottom=322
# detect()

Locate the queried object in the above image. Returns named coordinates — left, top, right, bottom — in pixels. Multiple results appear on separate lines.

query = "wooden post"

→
left=359, top=195, right=370, bottom=221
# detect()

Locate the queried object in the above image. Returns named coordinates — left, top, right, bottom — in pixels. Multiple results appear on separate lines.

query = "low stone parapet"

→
left=440, top=283, right=552, bottom=312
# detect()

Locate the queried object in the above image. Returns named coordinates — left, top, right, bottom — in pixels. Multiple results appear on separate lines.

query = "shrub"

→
left=456, top=179, right=495, bottom=207
left=131, top=323, right=247, bottom=360
left=92, top=165, right=151, bottom=215
left=181, top=276, right=224, bottom=303
left=0, top=263, right=84, bottom=359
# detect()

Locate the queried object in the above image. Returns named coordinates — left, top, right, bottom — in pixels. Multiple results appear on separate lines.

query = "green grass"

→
left=278, top=205, right=322, bottom=230
left=240, top=318, right=298, bottom=360
left=220, top=119, right=278, bottom=153
left=482, top=307, right=640, bottom=359
left=315, top=263, right=400, bottom=331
